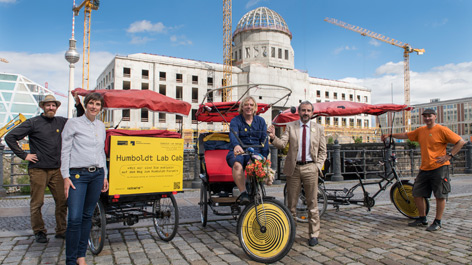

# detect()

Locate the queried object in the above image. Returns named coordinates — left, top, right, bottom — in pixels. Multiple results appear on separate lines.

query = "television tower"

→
left=65, top=0, right=80, bottom=118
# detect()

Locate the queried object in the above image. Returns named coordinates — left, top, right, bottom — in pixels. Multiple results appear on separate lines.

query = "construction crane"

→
left=222, top=0, right=232, bottom=101
left=73, top=0, right=100, bottom=90
left=0, top=114, right=26, bottom=138
left=325, top=17, right=424, bottom=132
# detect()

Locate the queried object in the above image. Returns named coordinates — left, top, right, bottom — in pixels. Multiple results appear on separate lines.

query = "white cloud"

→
left=126, top=20, right=167, bottom=34
left=0, top=0, right=16, bottom=3
left=170, top=35, right=193, bottom=46
left=245, top=0, right=268, bottom=9
left=0, top=50, right=114, bottom=116
left=130, top=36, right=154, bottom=45
left=431, top=18, right=448, bottom=28
left=341, top=61, right=472, bottom=105
left=333, top=45, right=356, bottom=55
left=369, top=39, right=381, bottom=47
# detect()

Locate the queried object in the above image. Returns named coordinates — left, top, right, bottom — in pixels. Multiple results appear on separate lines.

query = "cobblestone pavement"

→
left=1, top=175, right=471, bottom=264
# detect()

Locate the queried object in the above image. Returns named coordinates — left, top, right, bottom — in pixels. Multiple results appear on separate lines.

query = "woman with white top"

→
left=61, top=92, right=108, bottom=265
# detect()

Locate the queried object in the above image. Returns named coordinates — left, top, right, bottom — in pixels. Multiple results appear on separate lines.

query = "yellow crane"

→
left=0, top=114, right=26, bottom=138
left=222, top=0, right=232, bottom=101
left=0, top=58, right=8, bottom=63
left=73, top=0, right=100, bottom=90
left=325, top=17, right=424, bottom=132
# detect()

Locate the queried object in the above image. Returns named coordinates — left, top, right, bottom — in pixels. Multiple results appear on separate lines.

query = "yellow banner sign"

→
left=109, top=136, right=184, bottom=195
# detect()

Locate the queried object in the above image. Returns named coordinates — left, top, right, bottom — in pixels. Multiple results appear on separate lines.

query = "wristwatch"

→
left=447, top=152, right=454, bottom=158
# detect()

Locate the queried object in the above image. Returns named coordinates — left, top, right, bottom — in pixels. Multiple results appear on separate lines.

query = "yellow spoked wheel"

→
left=237, top=199, right=295, bottom=263
left=390, top=181, right=429, bottom=219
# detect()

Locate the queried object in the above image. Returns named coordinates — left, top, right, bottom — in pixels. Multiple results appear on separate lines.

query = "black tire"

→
left=390, top=181, right=430, bottom=219
left=88, top=200, right=106, bottom=255
left=237, top=199, right=295, bottom=263
left=283, top=183, right=327, bottom=222
left=200, top=182, right=208, bottom=227
left=153, top=194, right=179, bottom=241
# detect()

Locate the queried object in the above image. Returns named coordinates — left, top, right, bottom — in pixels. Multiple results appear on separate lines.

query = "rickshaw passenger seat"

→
left=204, top=150, right=234, bottom=183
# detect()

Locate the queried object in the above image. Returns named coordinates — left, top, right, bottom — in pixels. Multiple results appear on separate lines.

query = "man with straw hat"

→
left=5, top=94, right=83, bottom=243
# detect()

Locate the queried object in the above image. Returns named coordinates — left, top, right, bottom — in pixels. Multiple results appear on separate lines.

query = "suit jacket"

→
left=271, top=120, right=327, bottom=177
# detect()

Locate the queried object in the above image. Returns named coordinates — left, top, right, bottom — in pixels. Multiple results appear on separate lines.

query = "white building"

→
left=96, top=7, right=373, bottom=146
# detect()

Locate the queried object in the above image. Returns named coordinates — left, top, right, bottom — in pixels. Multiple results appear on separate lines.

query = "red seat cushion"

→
left=204, top=150, right=234, bottom=182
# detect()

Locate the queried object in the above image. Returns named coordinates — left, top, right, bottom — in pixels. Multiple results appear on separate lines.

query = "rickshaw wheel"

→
left=237, top=199, right=295, bottom=263
left=88, top=200, right=106, bottom=255
left=153, top=194, right=179, bottom=241
left=390, top=181, right=430, bottom=219
left=200, top=182, right=208, bottom=227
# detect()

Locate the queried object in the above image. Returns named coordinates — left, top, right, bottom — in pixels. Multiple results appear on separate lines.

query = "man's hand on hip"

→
left=25, top=154, right=38, bottom=163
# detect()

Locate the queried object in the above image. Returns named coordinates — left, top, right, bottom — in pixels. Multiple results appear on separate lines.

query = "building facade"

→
left=384, top=97, right=472, bottom=141
left=96, top=7, right=374, bottom=147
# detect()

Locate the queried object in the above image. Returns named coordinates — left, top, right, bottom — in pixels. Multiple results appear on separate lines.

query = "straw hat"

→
left=39, top=95, right=61, bottom=108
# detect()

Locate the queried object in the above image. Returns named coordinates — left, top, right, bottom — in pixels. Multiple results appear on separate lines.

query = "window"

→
left=141, top=83, right=149, bottom=90
left=142, top=69, right=149, bottom=79
left=192, top=87, right=198, bottom=103
left=349, top=94, right=353, bottom=101
left=192, top=109, right=197, bottom=124
left=122, top=109, right=130, bottom=121
left=159, top=72, right=166, bottom=81
left=176, top=86, right=183, bottom=100
left=342, top=93, right=346, bottom=100
left=141, top=109, right=148, bottom=122
left=159, top=85, right=166, bottom=95
left=357, top=95, right=361, bottom=102
left=334, top=118, right=339, bottom=126
left=123, top=67, right=130, bottom=78
left=192, top=75, right=198, bottom=84
left=239, top=49, right=242, bottom=60
left=350, top=119, right=354, bottom=127
left=176, top=73, right=182, bottom=83
left=334, top=92, right=338, bottom=99
left=207, top=77, right=214, bottom=86
left=357, top=120, right=362, bottom=127
left=234, top=51, right=237, bottom=60
left=278, top=48, right=282, bottom=59
left=176, top=115, right=183, bottom=123
left=271, top=47, right=275, bottom=58
left=342, top=118, right=346, bottom=126
left=159, top=113, right=166, bottom=123
left=316, top=90, right=321, bottom=97
left=285, top=50, right=289, bottom=60
left=364, top=120, right=369, bottom=128
left=123, top=81, right=130, bottom=90
left=245, top=47, right=250, bottom=58
left=208, top=90, right=214, bottom=102
left=325, top=91, right=329, bottom=98
left=364, top=96, right=368, bottom=103
left=326, top=117, right=331, bottom=125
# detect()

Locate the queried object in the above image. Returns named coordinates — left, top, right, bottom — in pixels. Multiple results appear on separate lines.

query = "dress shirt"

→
left=297, top=120, right=312, bottom=162
left=61, top=115, right=107, bottom=179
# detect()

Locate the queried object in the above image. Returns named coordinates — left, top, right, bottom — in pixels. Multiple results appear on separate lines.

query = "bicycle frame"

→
left=320, top=152, right=406, bottom=211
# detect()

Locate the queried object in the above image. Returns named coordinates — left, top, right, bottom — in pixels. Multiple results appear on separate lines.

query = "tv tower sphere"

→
left=65, top=39, right=80, bottom=64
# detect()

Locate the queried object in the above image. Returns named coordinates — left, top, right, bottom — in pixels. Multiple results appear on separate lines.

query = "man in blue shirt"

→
left=226, top=96, right=269, bottom=204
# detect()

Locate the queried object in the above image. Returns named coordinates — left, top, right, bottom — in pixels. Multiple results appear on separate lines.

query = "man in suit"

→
left=268, top=101, right=327, bottom=246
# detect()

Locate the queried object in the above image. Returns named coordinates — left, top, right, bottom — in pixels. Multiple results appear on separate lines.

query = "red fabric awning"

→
left=196, top=101, right=270, bottom=122
left=105, top=129, right=181, bottom=155
left=272, top=101, right=412, bottom=125
left=73, top=88, right=191, bottom=116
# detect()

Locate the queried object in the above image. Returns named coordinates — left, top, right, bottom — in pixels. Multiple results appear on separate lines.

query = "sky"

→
left=1, top=0, right=471, bottom=116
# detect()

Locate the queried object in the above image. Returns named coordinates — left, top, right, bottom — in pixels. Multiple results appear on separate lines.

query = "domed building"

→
left=97, top=6, right=373, bottom=148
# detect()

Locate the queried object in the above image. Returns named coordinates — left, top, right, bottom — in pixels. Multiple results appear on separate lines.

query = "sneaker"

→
left=426, top=222, right=441, bottom=232
left=55, top=233, right=66, bottom=239
left=35, top=231, right=48, bottom=243
left=237, top=192, right=250, bottom=205
left=408, top=219, right=428, bottom=227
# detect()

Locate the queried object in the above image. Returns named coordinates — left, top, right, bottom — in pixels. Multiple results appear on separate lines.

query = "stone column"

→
left=466, top=141, right=472, bottom=174
left=0, top=144, right=6, bottom=197
left=331, top=140, right=343, bottom=181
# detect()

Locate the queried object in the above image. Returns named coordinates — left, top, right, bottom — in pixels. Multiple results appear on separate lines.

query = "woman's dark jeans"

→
left=66, top=168, right=104, bottom=265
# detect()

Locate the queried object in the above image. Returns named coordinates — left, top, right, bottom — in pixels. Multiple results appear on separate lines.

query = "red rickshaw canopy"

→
left=196, top=101, right=270, bottom=123
left=73, top=88, right=191, bottom=116
left=272, top=101, right=412, bottom=125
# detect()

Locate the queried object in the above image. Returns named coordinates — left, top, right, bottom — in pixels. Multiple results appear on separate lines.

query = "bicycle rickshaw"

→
left=73, top=88, right=191, bottom=255
left=273, top=101, right=430, bottom=221
left=196, top=84, right=296, bottom=263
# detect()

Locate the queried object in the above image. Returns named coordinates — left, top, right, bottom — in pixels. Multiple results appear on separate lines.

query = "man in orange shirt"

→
left=382, top=109, right=465, bottom=231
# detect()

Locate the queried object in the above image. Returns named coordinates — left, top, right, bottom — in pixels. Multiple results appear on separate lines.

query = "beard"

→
left=43, top=110, right=56, bottom=118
